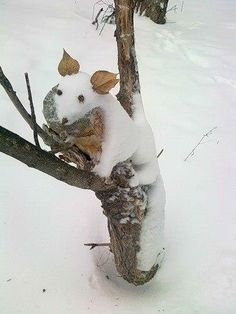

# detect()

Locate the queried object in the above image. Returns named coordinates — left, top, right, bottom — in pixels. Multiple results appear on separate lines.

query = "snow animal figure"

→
left=43, top=50, right=160, bottom=186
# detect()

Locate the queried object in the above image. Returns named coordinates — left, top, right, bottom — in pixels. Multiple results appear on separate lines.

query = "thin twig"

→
left=84, top=242, right=110, bottom=250
left=167, top=5, right=178, bottom=13
left=24, top=73, right=40, bottom=148
left=92, top=8, right=103, bottom=30
left=99, top=6, right=110, bottom=35
left=0, top=66, right=52, bottom=146
left=184, top=127, right=217, bottom=161
left=96, top=250, right=111, bottom=268
left=157, top=148, right=164, bottom=159
left=99, top=4, right=115, bottom=35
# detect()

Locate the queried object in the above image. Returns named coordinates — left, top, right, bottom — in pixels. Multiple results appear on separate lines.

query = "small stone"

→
left=57, top=89, right=63, bottom=96
left=78, top=94, right=85, bottom=103
left=62, top=117, right=68, bottom=125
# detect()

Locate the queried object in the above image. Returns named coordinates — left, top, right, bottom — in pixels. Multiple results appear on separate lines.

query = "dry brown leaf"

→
left=66, top=108, right=104, bottom=159
left=90, top=108, right=103, bottom=137
left=58, top=49, right=80, bottom=76
left=90, top=70, right=119, bottom=94
left=74, top=135, right=102, bottom=159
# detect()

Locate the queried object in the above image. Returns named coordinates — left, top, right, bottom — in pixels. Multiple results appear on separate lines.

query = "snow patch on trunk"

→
left=137, top=176, right=166, bottom=271
left=132, top=92, right=165, bottom=271
left=131, top=92, right=160, bottom=185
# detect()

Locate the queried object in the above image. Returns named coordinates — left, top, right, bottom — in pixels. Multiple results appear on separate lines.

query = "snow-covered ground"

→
left=0, top=0, right=236, bottom=313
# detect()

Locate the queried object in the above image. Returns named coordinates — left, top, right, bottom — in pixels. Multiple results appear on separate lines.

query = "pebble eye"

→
left=78, top=94, right=85, bottom=103
left=57, top=89, right=63, bottom=96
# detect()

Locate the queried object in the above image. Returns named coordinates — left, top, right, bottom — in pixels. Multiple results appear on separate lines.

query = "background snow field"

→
left=0, top=0, right=236, bottom=313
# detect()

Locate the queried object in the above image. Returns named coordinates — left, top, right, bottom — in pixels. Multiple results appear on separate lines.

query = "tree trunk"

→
left=96, top=181, right=160, bottom=285
left=115, top=0, right=140, bottom=117
left=94, top=0, right=164, bottom=285
left=135, top=0, right=169, bottom=24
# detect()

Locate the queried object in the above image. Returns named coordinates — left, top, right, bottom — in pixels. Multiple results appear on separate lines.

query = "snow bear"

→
left=43, top=51, right=160, bottom=186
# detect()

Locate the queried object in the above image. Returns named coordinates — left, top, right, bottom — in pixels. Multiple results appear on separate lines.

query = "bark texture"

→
left=115, top=0, right=140, bottom=117
left=96, top=183, right=159, bottom=285
left=135, top=0, right=169, bottom=24
left=0, top=126, right=112, bottom=192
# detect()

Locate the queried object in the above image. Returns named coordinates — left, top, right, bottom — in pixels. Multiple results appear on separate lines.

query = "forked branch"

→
left=0, top=66, right=54, bottom=146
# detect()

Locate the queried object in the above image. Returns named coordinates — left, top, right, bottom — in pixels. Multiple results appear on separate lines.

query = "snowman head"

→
left=53, top=50, right=119, bottom=122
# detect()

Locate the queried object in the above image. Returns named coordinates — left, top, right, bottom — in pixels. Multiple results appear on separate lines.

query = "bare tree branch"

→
left=0, top=66, right=53, bottom=146
left=24, top=72, right=40, bottom=148
left=157, top=148, right=164, bottom=159
left=92, top=7, right=103, bottom=29
left=0, top=125, right=114, bottom=192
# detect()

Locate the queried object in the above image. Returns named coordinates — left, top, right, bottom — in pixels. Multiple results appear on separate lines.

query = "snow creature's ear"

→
left=90, top=70, right=119, bottom=95
left=58, top=49, right=80, bottom=76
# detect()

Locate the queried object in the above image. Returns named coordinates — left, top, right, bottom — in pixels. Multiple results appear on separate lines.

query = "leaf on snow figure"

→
left=58, top=49, right=80, bottom=76
left=90, top=70, right=119, bottom=94
left=63, top=107, right=104, bottom=159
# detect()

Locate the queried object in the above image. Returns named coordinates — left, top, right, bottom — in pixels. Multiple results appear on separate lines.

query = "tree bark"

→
left=96, top=184, right=159, bottom=285
left=0, top=125, right=112, bottom=192
left=135, top=0, right=169, bottom=24
left=114, top=0, right=140, bottom=117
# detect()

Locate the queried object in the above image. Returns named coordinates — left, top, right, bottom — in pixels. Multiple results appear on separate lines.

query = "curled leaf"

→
left=91, top=70, right=119, bottom=94
left=58, top=49, right=80, bottom=76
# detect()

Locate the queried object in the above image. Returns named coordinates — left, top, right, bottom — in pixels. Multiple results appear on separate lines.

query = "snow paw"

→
left=93, top=163, right=104, bottom=176
left=92, top=163, right=112, bottom=183
left=129, top=173, right=139, bottom=187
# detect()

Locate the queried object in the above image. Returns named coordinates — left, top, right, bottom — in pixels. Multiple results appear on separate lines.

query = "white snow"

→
left=131, top=92, right=160, bottom=185
left=53, top=71, right=160, bottom=184
left=120, top=217, right=130, bottom=224
left=55, top=72, right=95, bottom=124
left=1, top=0, right=236, bottom=313
left=137, top=176, right=166, bottom=270
left=54, top=71, right=139, bottom=177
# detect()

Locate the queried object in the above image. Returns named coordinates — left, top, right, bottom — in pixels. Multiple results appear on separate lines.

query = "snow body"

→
left=53, top=72, right=160, bottom=185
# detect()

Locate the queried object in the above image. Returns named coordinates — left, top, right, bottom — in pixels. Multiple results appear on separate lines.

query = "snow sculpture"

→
left=43, top=50, right=165, bottom=281
left=43, top=50, right=159, bottom=187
